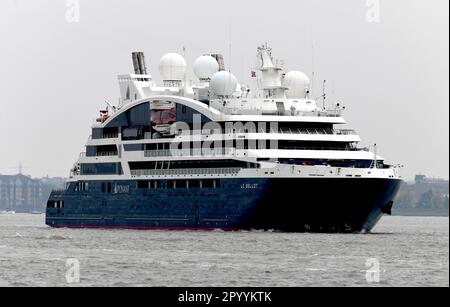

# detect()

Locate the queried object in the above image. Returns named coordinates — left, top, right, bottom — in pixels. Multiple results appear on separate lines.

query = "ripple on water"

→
left=0, top=215, right=448, bottom=287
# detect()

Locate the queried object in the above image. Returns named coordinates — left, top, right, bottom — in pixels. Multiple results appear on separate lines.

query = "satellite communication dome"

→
left=159, top=53, right=187, bottom=81
left=283, top=71, right=311, bottom=99
left=210, top=71, right=238, bottom=96
left=193, top=55, right=219, bottom=80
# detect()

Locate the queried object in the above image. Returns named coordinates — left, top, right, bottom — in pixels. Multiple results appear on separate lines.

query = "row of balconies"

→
left=88, top=129, right=357, bottom=141
left=131, top=168, right=241, bottom=177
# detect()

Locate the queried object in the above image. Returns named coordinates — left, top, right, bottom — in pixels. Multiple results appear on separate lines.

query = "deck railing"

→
left=51, top=188, right=67, bottom=193
left=144, top=148, right=236, bottom=158
left=177, top=128, right=357, bottom=137
left=218, top=106, right=343, bottom=117
left=142, top=146, right=369, bottom=158
left=96, top=152, right=118, bottom=157
left=276, top=146, right=363, bottom=152
left=102, top=133, right=119, bottom=139
left=88, top=134, right=119, bottom=141
left=131, top=168, right=241, bottom=177
left=274, top=128, right=357, bottom=136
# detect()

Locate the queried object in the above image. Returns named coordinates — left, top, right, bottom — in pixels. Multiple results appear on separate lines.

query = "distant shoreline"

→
left=393, top=208, right=449, bottom=217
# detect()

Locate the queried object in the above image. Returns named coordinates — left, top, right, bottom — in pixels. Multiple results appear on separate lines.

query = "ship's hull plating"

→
left=46, top=178, right=402, bottom=233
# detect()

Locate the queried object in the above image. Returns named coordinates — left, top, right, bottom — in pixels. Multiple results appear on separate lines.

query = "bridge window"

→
left=74, top=182, right=89, bottom=192
left=101, top=182, right=112, bottom=193
left=80, top=163, right=123, bottom=175
left=46, top=200, right=64, bottom=209
left=166, top=179, right=220, bottom=189
left=92, top=127, right=119, bottom=139
left=189, top=180, right=201, bottom=189
left=137, top=181, right=161, bottom=189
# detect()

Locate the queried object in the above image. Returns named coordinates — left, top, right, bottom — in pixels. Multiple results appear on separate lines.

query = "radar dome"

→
left=159, top=53, right=187, bottom=81
left=193, top=55, right=219, bottom=80
left=210, top=71, right=238, bottom=96
left=283, top=71, right=311, bottom=99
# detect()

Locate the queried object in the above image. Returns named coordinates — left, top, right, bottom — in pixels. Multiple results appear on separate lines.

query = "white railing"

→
left=131, top=168, right=241, bottom=177
left=144, top=148, right=236, bottom=158
left=88, top=134, right=119, bottom=141
left=274, top=128, right=357, bottom=136
left=335, top=129, right=358, bottom=136
left=218, top=106, right=343, bottom=117
left=96, top=152, right=118, bottom=157
left=102, top=133, right=119, bottom=139
left=180, top=128, right=357, bottom=137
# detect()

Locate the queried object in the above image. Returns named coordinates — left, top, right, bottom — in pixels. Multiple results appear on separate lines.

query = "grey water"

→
left=0, top=214, right=448, bottom=287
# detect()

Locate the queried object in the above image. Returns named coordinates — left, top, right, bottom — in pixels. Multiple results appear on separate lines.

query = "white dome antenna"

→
left=210, top=71, right=238, bottom=97
left=193, top=55, right=219, bottom=81
left=159, top=53, right=187, bottom=87
left=283, top=71, right=311, bottom=99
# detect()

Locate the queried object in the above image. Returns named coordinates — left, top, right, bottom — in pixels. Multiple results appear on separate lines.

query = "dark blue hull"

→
left=46, top=178, right=402, bottom=233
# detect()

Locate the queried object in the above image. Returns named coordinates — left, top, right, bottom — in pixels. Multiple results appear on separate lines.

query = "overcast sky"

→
left=0, top=0, right=448, bottom=180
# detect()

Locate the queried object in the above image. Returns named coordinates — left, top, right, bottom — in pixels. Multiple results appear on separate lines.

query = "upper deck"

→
left=93, top=95, right=347, bottom=131
left=66, top=46, right=402, bottom=181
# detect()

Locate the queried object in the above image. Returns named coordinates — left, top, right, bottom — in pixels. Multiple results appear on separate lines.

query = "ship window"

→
left=47, top=201, right=64, bottom=209
left=137, top=181, right=161, bottom=189
left=161, top=112, right=174, bottom=119
left=175, top=180, right=188, bottom=189
left=202, top=180, right=214, bottom=189
left=80, top=163, right=122, bottom=175
left=137, top=181, right=148, bottom=189
left=215, top=180, right=221, bottom=189
left=129, top=159, right=258, bottom=171
left=189, top=180, right=201, bottom=189
left=75, top=182, right=89, bottom=192
left=166, top=180, right=189, bottom=189
left=122, top=128, right=139, bottom=139
left=101, top=182, right=112, bottom=193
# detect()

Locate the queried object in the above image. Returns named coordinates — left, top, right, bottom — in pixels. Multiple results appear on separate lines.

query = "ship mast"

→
left=257, top=43, right=287, bottom=99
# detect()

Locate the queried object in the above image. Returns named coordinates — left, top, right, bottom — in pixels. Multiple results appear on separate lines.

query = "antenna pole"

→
left=228, top=21, right=232, bottom=72
left=373, top=144, right=378, bottom=169
left=182, top=46, right=187, bottom=85
left=322, top=80, right=327, bottom=110
left=310, top=26, right=315, bottom=98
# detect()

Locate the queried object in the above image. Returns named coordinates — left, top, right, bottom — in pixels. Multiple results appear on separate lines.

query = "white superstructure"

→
left=70, top=44, right=402, bottom=183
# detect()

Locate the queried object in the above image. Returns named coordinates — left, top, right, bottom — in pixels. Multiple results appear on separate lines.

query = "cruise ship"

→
left=46, top=44, right=403, bottom=233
